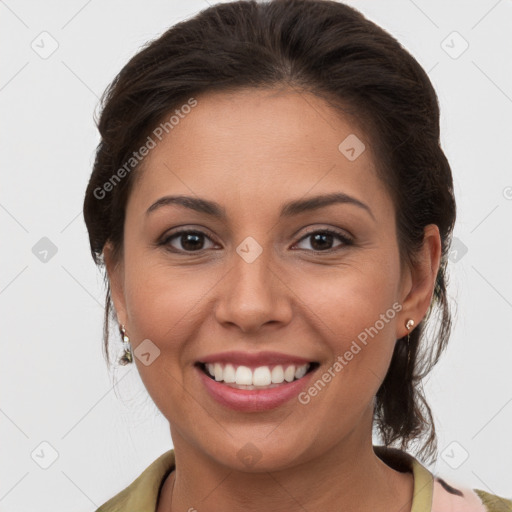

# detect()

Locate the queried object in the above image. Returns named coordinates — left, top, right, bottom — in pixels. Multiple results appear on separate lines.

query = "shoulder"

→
left=432, top=475, right=512, bottom=512
left=95, top=449, right=176, bottom=512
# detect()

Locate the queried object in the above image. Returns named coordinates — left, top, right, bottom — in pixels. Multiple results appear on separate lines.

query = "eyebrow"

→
left=146, top=192, right=375, bottom=221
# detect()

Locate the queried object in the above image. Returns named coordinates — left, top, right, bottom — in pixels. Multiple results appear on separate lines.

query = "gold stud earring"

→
left=119, top=324, right=133, bottom=365
left=405, top=319, right=414, bottom=371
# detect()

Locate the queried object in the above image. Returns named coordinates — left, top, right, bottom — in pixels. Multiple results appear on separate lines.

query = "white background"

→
left=1, top=1, right=511, bottom=510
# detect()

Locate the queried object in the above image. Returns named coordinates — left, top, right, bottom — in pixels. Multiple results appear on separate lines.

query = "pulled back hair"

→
left=83, top=0, right=456, bottom=464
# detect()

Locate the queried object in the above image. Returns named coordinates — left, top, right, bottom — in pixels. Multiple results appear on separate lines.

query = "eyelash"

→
left=159, top=227, right=354, bottom=254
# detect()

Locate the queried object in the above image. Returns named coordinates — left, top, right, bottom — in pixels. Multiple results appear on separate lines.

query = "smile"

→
left=195, top=353, right=320, bottom=412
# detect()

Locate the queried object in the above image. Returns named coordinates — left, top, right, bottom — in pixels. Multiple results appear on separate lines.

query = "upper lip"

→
left=197, top=351, right=316, bottom=367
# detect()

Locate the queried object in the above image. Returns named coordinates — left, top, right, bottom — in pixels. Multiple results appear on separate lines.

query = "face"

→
left=106, top=87, right=436, bottom=471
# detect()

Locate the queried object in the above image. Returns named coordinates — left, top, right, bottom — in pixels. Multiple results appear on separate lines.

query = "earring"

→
left=405, top=319, right=414, bottom=372
left=119, top=324, right=133, bottom=365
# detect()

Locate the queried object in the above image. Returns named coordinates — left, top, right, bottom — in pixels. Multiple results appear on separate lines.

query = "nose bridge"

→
left=234, top=240, right=272, bottom=293
left=230, top=239, right=275, bottom=307
left=214, top=238, right=291, bottom=331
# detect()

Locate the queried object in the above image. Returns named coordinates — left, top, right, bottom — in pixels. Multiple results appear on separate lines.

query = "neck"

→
left=158, top=418, right=414, bottom=512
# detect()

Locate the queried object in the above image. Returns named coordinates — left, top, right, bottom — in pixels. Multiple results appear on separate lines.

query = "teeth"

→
left=214, top=363, right=223, bottom=381
left=253, top=367, right=272, bottom=386
left=203, top=362, right=311, bottom=386
left=294, top=364, right=308, bottom=379
left=235, top=366, right=253, bottom=385
left=223, top=363, right=236, bottom=383
left=271, top=365, right=284, bottom=384
left=284, top=365, right=295, bottom=382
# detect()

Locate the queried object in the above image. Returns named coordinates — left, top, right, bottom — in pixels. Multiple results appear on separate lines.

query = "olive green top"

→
left=96, top=446, right=512, bottom=511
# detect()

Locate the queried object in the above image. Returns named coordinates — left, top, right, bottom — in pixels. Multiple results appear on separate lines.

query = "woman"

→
left=83, top=0, right=511, bottom=510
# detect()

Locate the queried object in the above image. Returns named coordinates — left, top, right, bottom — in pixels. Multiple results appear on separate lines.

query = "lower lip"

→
left=196, top=365, right=317, bottom=412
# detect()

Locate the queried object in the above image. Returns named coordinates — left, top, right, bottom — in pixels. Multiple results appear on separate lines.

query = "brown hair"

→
left=83, top=0, right=456, bottom=464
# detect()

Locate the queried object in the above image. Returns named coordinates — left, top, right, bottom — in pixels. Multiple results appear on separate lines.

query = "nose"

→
left=214, top=248, right=293, bottom=334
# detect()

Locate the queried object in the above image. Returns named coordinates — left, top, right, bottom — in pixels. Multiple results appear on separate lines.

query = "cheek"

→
left=122, top=256, right=221, bottom=345
left=295, top=254, right=400, bottom=335
left=121, top=258, right=211, bottom=415
left=293, top=257, right=401, bottom=391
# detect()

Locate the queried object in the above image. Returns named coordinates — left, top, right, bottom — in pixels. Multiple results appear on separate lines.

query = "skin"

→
left=104, top=87, right=441, bottom=512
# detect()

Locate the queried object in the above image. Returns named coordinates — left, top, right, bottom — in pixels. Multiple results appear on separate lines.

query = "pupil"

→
left=182, top=233, right=203, bottom=251
left=311, top=233, right=332, bottom=250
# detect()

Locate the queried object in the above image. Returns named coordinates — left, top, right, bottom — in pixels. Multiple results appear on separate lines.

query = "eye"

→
left=159, top=227, right=353, bottom=254
left=293, top=229, right=353, bottom=252
left=160, top=230, right=217, bottom=253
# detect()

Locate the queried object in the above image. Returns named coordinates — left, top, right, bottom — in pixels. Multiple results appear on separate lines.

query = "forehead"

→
left=127, top=87, right=391, bottom=220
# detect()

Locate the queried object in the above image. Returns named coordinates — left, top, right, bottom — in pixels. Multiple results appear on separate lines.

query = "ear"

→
left=398, top=224, right=442, bottom=338
left=103, top=241, right=127, bottom=326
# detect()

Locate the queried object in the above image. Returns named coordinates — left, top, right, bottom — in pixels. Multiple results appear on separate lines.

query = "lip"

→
left=196, top=362, right=319, bottom=412
left=197, top=350, right=315, bottom=368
